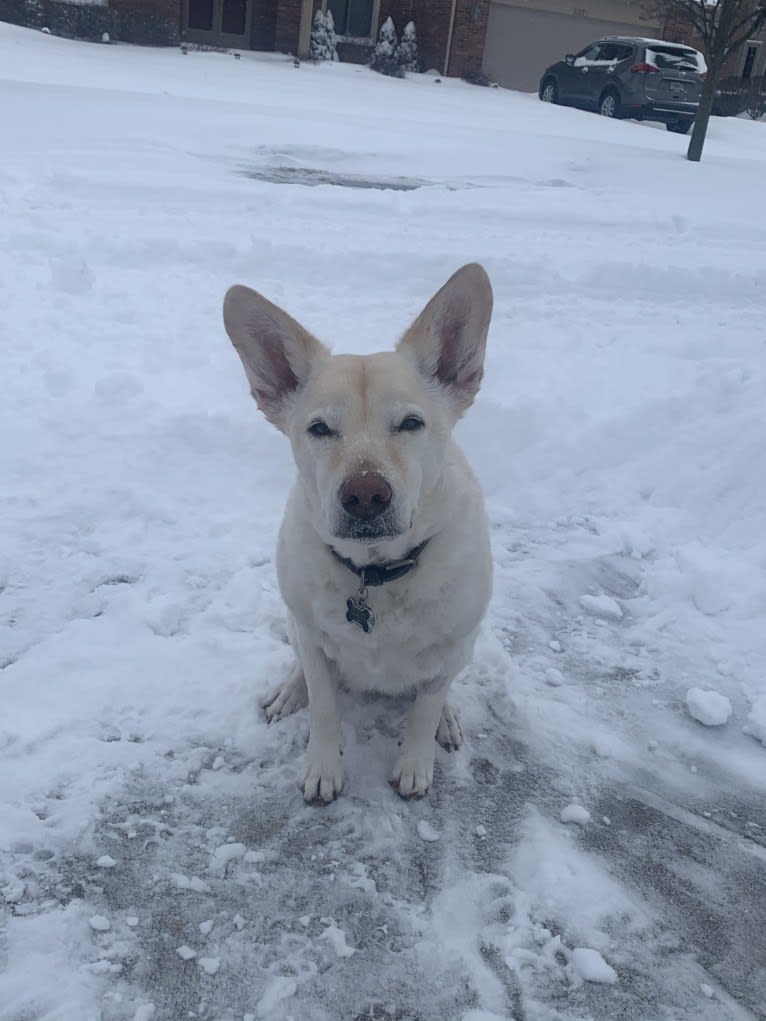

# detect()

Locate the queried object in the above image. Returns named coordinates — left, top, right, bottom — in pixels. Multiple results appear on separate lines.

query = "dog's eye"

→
left=307, top=420, right=334, bottom=438
left=397, top=416, right=425, bottom=432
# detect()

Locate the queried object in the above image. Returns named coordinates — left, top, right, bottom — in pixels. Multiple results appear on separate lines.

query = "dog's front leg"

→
left=296, top=636, right=343, bottom=804
left=391, top=678, right=453, bottom=798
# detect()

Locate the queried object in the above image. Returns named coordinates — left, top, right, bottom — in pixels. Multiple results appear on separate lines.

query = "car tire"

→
left=666, top=117, right=694, bottom=134
left=599, top=89, right=621, bottom=119
left=540, top=79, right=558, bottom=104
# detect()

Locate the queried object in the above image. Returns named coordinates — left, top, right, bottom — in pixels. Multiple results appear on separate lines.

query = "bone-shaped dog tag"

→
left=346, top=595, right=375, bottom=634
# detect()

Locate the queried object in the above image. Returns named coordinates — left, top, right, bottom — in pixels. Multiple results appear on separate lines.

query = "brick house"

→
left=0, top=0, right=489, bottom=75
left=1, top=0, right=764, bottom=88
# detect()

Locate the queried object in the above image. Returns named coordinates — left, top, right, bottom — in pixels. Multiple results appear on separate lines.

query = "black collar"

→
left=329, top=538, right=431, bottom=588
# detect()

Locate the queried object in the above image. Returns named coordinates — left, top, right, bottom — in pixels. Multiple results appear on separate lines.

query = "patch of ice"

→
left=544, top=667, right=564, bottom=686
left=176, top=945, right=196, bottom=960
left=126, top=916, right=139, bottom=927
left=199, top=919, right=214, bottom=936
left=199, top=957, right=220, bottom=975
left=88, top=915, right=110, bottom=932
left=686, top=687, right=732, bottom=727
left=96, top=855, right=117, bottom=868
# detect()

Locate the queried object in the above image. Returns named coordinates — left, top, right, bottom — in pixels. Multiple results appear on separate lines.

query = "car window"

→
left=599, top=44, right=621, bottom=61
left=645, top=45, right=704, bottom=72
left=575, top=42, right=633, bottom=67
left=574, top=44, right=604, bottom=66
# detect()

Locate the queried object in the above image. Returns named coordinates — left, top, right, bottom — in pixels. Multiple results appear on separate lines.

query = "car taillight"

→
left=631, top=62, right=660, bottom=73
left=699, top=71, right=707, bottom=79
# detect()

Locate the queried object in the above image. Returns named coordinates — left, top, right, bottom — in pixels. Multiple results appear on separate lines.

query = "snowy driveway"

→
left=1, top=23, right=765, bottom=1021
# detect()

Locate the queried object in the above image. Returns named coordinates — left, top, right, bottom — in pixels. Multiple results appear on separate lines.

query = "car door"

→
left=581, top=42, right=626, bottom=108
left=569, top=42, right=607, bottom=107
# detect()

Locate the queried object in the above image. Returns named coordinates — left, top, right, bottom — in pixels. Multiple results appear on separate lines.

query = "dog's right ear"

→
left=223, top=286, right=329, bottom=432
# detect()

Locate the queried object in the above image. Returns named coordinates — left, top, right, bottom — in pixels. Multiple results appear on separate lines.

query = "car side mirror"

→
left=565, top=54, right=575, bottom=65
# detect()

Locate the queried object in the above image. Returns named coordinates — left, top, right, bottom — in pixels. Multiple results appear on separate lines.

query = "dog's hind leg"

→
left=261, top=661, right=308, bottom=723
left=435, top=703, right=463, bottom=752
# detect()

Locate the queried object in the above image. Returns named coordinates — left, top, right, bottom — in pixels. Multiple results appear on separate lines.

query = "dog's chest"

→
left=315, top=573, right=473, bottom=694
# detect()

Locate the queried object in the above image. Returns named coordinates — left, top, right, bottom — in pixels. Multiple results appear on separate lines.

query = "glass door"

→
left=185, top=0, right=251, bottom=47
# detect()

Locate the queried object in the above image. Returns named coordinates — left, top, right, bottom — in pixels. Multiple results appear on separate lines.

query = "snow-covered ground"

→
left=1, top=21, right=765, bottom=1021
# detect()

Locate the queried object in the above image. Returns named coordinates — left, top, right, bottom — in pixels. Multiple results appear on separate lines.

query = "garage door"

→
left=483, top=3, right=659, bottom=92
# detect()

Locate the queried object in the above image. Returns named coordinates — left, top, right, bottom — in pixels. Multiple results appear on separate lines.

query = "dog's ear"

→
left=223, top=286, right=329, bottom=431
left=397, top=263, right=492, bottom=416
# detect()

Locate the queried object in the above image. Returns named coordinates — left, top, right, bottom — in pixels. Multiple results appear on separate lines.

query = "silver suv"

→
left=539, top=37, right=706, bottom=134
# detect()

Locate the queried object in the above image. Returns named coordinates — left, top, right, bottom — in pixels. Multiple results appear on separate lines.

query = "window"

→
left=599, top=43, right=633, bottom=63
left=327, top=0, right=373, bottom=37
left=645, top=45, right=704, bottom=72
left=742, top=45, right=758, bottom=80
left=575, top=42, right=633, bottom=66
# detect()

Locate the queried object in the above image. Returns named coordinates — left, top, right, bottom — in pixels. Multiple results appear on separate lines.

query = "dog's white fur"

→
left=223, top=264, right=493, bottom=802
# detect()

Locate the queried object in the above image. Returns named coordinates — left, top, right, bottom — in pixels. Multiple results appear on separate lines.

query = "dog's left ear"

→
left=397, top=263, right=493, bottom=417
left=223, top=285, right=329, bottom=432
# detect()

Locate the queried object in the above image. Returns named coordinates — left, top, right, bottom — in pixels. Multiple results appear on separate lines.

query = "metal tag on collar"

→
left=346, top=570, right=375, bottom=634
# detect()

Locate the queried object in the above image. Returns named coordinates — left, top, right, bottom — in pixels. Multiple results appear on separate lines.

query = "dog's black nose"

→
left=339, top=473, right=392, bottom=521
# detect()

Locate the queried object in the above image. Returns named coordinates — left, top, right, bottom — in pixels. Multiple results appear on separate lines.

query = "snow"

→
left=579, top=593, right=623, bottom=619
left=686, top=687, right=733, bottom=727
left=417, top=819, right=441, bottom=841
left=560, top=803, right=591, bottom=825
left=569, top=946, right=618, bottom=984
left=1, top=20, right=765, bottom=1021
left=744, top=695, right=766, bottom=746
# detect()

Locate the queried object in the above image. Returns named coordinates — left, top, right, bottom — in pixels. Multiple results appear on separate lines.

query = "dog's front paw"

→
left=261, top=669, right=307, bottom=723
left=300, top=747, right=344, bottom=804
left=390, top=746, right=434, bottom=799
left=435, top=703, right=463, bottom=752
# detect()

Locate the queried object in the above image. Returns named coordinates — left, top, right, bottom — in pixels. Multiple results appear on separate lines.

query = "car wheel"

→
left=666, top=117, right=694, bottom=134
left=540, top=79, right=558, bottom=104
left=599, top=89, right=620, bottom=119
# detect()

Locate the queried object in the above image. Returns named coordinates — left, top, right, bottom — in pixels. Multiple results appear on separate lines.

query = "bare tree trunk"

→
left=687, top=65, right=720, bottom=162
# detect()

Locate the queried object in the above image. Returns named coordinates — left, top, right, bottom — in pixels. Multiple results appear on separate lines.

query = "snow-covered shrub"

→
left=310, top=9, right=338, bottom=62
left=325, top=8, right=338, bottom=60
left=370, top=16, right=403, bottom=78
left=396, top=21, right=419, bottom=73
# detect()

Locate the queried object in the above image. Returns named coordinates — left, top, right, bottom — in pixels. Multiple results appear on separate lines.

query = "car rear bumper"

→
left=624, top=100, right=699, bottom=123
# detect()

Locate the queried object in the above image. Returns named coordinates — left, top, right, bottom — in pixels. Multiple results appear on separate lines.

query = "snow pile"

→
left=560, top=803, right=591, bottom=825
left=686, top=688, right=733, bottom=727
left=744, top=695, right=766, bottom=746
left=569, top=946, right=618, bottom=985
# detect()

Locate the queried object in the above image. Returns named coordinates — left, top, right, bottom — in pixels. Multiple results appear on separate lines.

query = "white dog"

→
left=223, top=264, right=493, bottom=802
